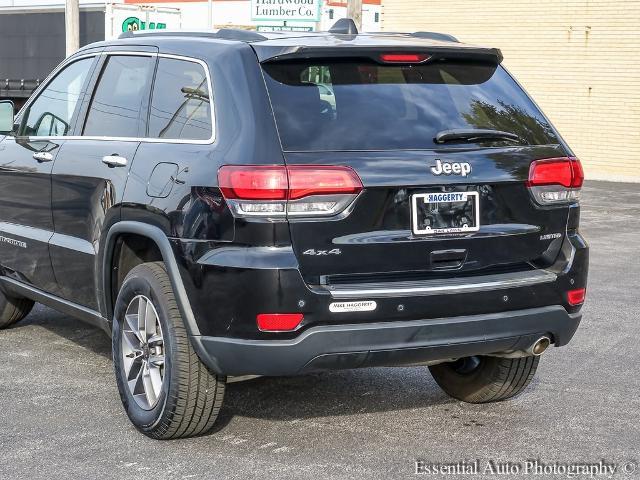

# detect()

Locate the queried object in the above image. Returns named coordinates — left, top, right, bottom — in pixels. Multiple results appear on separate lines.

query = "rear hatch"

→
left=259, top=46, right=575, bottom=286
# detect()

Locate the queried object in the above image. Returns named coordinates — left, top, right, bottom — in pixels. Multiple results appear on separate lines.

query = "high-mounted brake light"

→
left=527, top=157, right=584, bottom=205
left=379, top=53, right=430, bottom=64
left=257, top=313, right=304, bottom=332
left=218, top=165, right=363, bottom=218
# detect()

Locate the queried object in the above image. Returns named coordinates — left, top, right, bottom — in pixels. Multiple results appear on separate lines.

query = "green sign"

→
left=257, top=25, right=314, bottom=32
left=122, top=16, right=167, bottom=33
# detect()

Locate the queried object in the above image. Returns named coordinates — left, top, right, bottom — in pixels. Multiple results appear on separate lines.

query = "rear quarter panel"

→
left=121, top=40, right=285, bottom=240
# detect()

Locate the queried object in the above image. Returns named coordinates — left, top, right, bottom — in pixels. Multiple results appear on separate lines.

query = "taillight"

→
left=256, top=313, right=304, bottom=332
left=288, top=166, right=362, bottom=199
left=567, top=288, right=586, bottom=306
left=379, top=53, right=430, bottom=64
left=218, top=165, right=363, bottom=218
left=218, top=166, right=288, bottom=200
left=527, top=157, right=584, bottom=205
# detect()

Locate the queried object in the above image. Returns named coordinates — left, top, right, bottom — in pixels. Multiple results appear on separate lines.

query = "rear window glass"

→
left=262, top=60, right=559, bottom=151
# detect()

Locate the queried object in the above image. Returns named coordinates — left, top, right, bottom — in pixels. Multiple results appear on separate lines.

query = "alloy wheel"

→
left=121, top=295, right=165, bottom=410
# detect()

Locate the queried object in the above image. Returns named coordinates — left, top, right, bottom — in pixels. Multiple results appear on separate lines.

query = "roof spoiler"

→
left=258, top=45, right=503, bottom=65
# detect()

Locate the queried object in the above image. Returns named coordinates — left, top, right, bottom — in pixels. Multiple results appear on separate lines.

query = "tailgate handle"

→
left=430, top=249, right=467, bottom=270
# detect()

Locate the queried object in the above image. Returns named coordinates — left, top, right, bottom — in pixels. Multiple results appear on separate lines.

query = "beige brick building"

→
left=381, top=0, right=640, bottom=182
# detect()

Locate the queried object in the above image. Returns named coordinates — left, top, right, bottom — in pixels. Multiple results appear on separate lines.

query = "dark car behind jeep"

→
left=0, top=20, right=588, bottom=439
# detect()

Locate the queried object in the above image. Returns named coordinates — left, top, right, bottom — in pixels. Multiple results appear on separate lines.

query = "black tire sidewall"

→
left=0, top=290, right=9, bottom=313
left=112, top=265, right=177, bottom=433
left=429, top=355, right=539, bottom=403
left=430, top=356, right=505, bottom=400
left=0, top=289, right=33, bottom=328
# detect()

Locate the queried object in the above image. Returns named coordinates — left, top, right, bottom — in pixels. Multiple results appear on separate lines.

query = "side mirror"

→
left=33, top=112, right=69, bottom=137
left=0, top=100, right=15, bottom=134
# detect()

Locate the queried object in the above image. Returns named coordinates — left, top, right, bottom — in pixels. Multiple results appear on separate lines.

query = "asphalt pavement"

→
left=0, top=180, right=638, bottom=480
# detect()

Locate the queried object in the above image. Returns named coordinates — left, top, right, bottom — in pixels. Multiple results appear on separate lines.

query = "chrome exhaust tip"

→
left=486, top=336, right=553, bottom=359
left=530, top=336, right=551, bottom=356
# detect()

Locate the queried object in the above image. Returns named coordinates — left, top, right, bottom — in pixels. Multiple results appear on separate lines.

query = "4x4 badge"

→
left=431, top=159, right=472, bottom=177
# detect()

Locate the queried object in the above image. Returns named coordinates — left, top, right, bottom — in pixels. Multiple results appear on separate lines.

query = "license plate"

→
left=411, top=191, right=480, bottom=235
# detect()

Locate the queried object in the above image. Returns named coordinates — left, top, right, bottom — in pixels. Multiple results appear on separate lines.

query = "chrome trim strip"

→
left=0, top=221, right=53, bottom=243
left=325, top=270, right=558, bottom=299
left=49, top=232, right=96, bottom=256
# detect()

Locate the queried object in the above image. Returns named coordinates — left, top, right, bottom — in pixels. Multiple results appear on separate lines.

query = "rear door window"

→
left=262, top=60, right=559, bottom=151
left=83, top=55, right=155, bottom=138
left=147, top=58, right=213, bottom=141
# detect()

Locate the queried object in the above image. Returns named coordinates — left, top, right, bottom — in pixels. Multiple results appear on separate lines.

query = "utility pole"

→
left=207, top=0, right=213, bottom=29
left=65, top=0, right=79, bottom=57
left=347, top=0, right=362, bottom=31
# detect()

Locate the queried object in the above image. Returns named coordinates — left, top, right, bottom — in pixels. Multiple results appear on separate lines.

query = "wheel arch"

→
left=102, top=222, right=201, bottom=338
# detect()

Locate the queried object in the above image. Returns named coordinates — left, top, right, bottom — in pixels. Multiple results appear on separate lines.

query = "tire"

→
left=429, top=355, right=540, bottom=404
left=112, top=261, right=226, bottom=439
left=0, top=290, right=34, bottom=329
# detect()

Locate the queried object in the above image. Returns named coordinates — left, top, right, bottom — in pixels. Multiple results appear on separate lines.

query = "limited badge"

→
left=329, top=301, right=377, bottom=313
left=540, top=233, right=562, bottom=240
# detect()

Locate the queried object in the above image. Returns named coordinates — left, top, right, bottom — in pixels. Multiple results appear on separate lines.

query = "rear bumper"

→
left=193, top=305, right=581, bottom=376
left=172, top=232, right=588, bottom=340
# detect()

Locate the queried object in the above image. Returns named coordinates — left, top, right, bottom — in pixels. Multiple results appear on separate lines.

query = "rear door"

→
left=49, top=49, right=157, bottom=309
left=0, top=55, right=97, bottom=293
left=261, top=57, right=572, bottom=284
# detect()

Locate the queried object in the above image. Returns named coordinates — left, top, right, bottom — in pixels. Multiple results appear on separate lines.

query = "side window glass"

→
left=83, top=55, right=154, bottom=138
left=148, top=58, right=213, bottom=141
left=22, top=57, right=94, bottom=137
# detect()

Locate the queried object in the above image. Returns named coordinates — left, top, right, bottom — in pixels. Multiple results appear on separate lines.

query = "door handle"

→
left=102, top=155, right=128, bottom=168
left=33, top=151, right=53, bottom=163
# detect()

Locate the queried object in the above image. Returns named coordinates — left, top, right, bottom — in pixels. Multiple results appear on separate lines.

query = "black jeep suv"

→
left=0, top=20, right=588, bottom=439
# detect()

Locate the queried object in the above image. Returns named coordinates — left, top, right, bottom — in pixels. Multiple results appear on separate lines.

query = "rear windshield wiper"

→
left=435, top=129, right=522, bottom=144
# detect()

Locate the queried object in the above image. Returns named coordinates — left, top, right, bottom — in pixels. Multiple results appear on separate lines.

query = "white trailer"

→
left=105, top=3, right=181, bottom=39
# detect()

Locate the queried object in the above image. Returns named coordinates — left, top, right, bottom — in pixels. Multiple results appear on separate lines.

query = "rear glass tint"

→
left=262, top=60, right=559, bottom=151
left=148, top=58, right=213, bottom=141
left=84, top=55, right=154, bottom=138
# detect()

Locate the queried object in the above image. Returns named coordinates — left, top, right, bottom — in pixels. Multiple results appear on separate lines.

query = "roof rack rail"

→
left=118, top=28, right=267, bottom=42
left=411, top=31, right=459, bottom=42
left=329, top=18, right=358, bottom=35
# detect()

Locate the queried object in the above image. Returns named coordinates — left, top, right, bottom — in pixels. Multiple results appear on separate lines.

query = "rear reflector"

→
left=218, top=165, right=363, bottom=218
left=379, top=53, right=430, bottom=63
left=567, top=288, right=586, bottom=306
left=257, top=313, right=304, bottom=332
left=527, top=157, right=584, bottom=204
